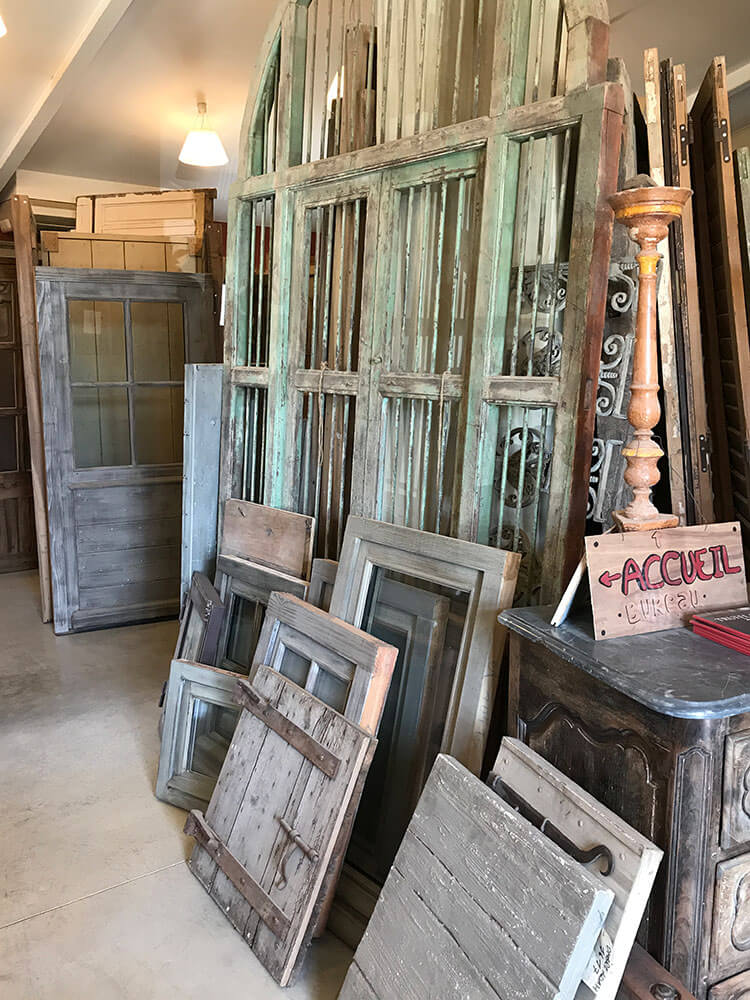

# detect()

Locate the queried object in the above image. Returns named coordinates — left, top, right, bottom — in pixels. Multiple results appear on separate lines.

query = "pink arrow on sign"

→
left=598, top=570, right=622, bottom=588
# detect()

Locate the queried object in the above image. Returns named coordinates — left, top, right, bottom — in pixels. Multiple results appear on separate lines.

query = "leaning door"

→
left=0, top=262, right=35, bottom=572
left=37, top=269, right=213, bottom=633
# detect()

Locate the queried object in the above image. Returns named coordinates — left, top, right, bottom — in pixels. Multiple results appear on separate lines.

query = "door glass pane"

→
left=131, top=302, right=184, bottom=380
left=0, top=358, right=16, bottom=407
left=186, top=699, right=240, bottom=779
left=0, top=414, right=18, bottom=472
left=310, top=667, right=348, bottom=712
left=68, top=300, right=126, bottom=382
left=132, top=386, right=183, bottom=464
left=278, top=648, right=310, bottom=687
left=225, top=594, right=264, bottom=673
left=72, top=387, right=130, bottom=467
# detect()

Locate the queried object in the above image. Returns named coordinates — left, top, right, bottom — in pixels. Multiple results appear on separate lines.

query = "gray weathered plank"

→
left=181, top=363, right=223, bottom=601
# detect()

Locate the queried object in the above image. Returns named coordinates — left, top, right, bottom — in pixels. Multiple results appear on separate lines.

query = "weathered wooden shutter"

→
left=221, top=0, right=622, bottom=603
left=691, top=57, right=750, bottom=554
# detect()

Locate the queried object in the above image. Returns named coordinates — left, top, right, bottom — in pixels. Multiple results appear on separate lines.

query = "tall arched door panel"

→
left=221, top=0, right=622, bottom=603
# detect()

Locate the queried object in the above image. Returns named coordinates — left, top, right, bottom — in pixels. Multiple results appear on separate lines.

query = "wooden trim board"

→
left=221, top=499, right=314, bottom=580
left=9, top=195, right=52, bottom=621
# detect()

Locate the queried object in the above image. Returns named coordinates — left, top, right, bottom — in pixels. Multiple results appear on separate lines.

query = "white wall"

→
left=8, top=169, right=159, bottom=202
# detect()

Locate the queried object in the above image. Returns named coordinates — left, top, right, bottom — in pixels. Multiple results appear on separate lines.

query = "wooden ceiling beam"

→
left=0, top=0, right=135, bottom=193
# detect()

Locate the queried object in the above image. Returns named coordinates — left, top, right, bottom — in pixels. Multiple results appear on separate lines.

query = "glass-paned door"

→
left=37, top=270, right=214, bottom=633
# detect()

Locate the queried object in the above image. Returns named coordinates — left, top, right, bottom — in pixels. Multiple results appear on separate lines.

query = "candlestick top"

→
left=609, top=185, right=692, bottom=246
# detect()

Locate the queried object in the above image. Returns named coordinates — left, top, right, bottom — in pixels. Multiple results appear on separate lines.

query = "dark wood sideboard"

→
left=501, top=606, right=750, bottom=1000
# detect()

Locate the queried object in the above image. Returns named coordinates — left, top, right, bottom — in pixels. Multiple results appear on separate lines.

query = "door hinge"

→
left=714, top=115, right=731, bottom=163
left=699, top=433, right=711, bottom=474
left=679, top=121, right=692, bottom=166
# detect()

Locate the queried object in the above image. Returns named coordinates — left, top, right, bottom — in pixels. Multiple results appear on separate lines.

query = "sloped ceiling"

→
left=4, top=0, right=279, bottom=217
left=2, top=0, right=749, bottom=221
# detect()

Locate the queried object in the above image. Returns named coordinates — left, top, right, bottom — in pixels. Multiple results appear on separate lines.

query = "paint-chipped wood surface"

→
left=36, top=269, right=215, bottom=633
left=691, top=58, right=750, bottom=556
left=213, top=554, right=308, bottom=673
left=181, top=364, right=223, bottom=602
left=221, top=499, right=314, bottom=579
left=156, top=658, right=242, bottom=812
left=174, top=571, right=225, bottom=665
left=188, top=664, right=374, bottom=986
left=493, top=738, right=662, bottom=1000
left=585, top=522, right=746, bottom=639
left=219, top=0, right=623, bottom=606
left=339, top=754, right=613, bottom=1000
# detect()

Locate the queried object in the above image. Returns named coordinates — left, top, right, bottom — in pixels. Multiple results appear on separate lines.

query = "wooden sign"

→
left=585, top=522, right=747, bottom=640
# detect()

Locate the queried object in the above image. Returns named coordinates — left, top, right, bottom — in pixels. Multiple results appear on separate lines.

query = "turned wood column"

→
left=608, top=184, right=692, bottom=532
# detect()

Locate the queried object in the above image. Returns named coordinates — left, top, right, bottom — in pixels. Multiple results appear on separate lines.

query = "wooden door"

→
left=691, top=57, right=750, bottom=553
left=36, top=269, right=214, bottom=633
left=0, top=261, right=35, bottom=572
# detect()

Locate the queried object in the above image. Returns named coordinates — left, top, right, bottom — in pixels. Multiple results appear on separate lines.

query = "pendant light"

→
left=0, top=14, right=7, bottom=37
left=179, top=101, right=229, bottom=167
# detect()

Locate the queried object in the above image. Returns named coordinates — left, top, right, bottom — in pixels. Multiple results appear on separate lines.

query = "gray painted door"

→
left=36, top=268, right=214, bottom=633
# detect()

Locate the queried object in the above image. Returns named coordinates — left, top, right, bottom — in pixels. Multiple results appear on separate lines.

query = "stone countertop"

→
left=499, top=604, right=750, bottom=719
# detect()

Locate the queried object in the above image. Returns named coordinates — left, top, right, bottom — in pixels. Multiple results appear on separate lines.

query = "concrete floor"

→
left=0, top=570, right=352, bottom=999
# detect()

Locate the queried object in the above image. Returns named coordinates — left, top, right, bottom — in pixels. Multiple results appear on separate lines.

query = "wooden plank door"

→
left=691, top=57, right=750, bottom=554
left=0, top=261, right=35, bottom=573
left=36, top=269, right=214, bottom=633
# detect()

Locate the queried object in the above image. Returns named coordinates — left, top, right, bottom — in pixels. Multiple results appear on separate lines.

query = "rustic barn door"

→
left=0, top=261, right=35, bottom=572
left=37, top=269, right=214, bottom=633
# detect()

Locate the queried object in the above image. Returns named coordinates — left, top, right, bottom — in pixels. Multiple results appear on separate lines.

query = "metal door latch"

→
left=488, top=774, right=614, bottom=875
left=275, top=816, right=320, bottom=889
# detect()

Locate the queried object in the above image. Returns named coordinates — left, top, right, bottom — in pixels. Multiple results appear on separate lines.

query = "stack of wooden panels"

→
left=40, top=230, right=204, bottom=272
left=75, top=188, right=216, bottom=249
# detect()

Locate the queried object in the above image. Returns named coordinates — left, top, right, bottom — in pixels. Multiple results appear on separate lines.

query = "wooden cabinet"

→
left=502, top=606, right=750, bottom=999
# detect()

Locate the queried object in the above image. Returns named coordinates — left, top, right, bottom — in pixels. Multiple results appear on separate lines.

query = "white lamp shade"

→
left=0, top=14, right=7, bottom=37
left=179, top=128, right=229, bottom=167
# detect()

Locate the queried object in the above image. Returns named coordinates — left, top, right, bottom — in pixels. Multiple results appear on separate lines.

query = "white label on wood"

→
left=585, top=522, right=746, bottom=639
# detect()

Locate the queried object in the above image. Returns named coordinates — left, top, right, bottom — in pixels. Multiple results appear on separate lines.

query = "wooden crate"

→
left=75, top=188, right=216, bottom=250
left=40, top=230, right=202, bottom=273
